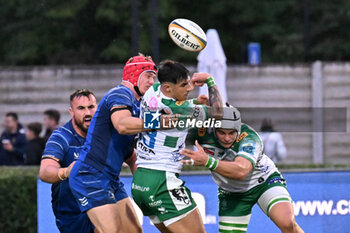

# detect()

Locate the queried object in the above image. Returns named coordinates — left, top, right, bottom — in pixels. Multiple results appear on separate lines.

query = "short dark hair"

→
left=44, top=109, right=60, bottom=124
left=157, top=60, right=190, bottom=84
left=70, top=89, right=95, bottom=104
left=27, top=122, right=42, bottom=137
left=6, top=112, right=18, bottom=121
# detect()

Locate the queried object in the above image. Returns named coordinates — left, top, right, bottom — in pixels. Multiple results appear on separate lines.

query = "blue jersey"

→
left=42, top=120, right=93, bottom=232
left=79, top=85, right=139, bottom=178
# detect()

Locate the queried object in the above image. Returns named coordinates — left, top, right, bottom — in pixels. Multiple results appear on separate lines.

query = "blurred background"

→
left=0, top=1, right=350, bottom=232
left=1, top=0, right=350, bottom=65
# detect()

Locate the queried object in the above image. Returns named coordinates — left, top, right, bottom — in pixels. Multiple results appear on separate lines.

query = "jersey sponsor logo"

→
left=157, top=206, right=168, bottom=214
left=143, top=111, right=161, bottom=129
left=175, top=100, right=185, bottom=106
left=132, top=183, right=150, bottom=192
left=171, top=187, right=190, bottom=205
left=192, top=106, right=201, bottom=118
left=204, top=147, right=215, bottom=156
left=198, top=127, right=206, bottom=137
left=137, top=142, right=155, bottom=155
left=258, top=177, right=265, bottom=183
left=267, top=177, right=286, bottom=185
left=148, top=195, right=162, bottom=207
left=172, top=151, right=184, bottom=162
left=241, top=143, right=255, bottom=155
left=78, top=197, right=88, bottom=206
left=108, top=190, right=116, bottom=201
left=236, top=132, right=248, bottom=143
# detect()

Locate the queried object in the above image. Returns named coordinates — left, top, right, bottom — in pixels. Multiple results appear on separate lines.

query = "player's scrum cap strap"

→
left=111, top=106, right=133, bottom=114
left=122, top=55, right=158, bottom=87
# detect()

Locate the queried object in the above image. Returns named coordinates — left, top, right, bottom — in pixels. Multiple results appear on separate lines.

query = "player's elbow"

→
left=234, top=170, right=249, bottom=180
left=115, top=124, right=128, bottom=135
left=39, top=170, right=49, bottom=183
left=210, top=108, right=223, bottom=120
left=227, top=168, right=249, bottom=180
left=39, top=166, right=54, bottom=184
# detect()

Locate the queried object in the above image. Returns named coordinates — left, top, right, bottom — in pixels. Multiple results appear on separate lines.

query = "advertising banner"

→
left=38, top=171, right=350, bottom=233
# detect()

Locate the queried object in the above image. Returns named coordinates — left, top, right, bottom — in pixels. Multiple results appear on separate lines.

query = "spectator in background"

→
left=0, top=112, right=27, bottom=165
left=24, top=122, right=45, bottom=165
left=43, top=109, right=60, bottom=142
left=259, top=118, right=287, bottom=163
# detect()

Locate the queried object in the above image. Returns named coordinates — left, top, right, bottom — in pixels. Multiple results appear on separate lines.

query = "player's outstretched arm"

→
left=181, top=141, right=252, bottom=180
left=111, top=107, right=178, bottom=135
left=111, top=108, right=144, bottom=135
left=40, top=159, right=75, bottom=183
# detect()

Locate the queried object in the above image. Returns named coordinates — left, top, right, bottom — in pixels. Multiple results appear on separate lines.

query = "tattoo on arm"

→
left=208, top=85, right=223, bottom=119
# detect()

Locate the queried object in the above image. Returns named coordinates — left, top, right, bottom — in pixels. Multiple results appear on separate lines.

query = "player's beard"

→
left=73, top=116, right=88, bottom=133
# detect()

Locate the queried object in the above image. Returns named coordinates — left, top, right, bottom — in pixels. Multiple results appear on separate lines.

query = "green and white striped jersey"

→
left=136, top=83, right=208, bottom=173
left=190, top=123, right=279, bottom=193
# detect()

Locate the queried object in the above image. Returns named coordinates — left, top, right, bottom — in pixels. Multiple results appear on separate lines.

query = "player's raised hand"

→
left=180, top=140, right=209, bottom=166
left=196, top=94, right=209, bottom=106
left=191, top=73, right=212, bottom=87
left=65, top=161, right=76, bottom=178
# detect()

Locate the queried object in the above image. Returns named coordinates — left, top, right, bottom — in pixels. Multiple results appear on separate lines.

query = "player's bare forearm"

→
left=116, top=117, right=144, bottom=134
left=214, top=157, right=252, bottom=180
left=39, top=159, right=74, bottom=183
left=111, top=109, right=146, bottom=134
left=208, top=84, right=223, bottom=119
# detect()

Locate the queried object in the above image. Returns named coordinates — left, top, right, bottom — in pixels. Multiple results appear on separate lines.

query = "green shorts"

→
left=131, top=168, right=197, bottom=226
left=218, top=172, right=291, bottom=232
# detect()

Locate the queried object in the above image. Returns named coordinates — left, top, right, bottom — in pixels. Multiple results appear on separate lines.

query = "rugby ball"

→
left=168, top=18, right=207, bottom=52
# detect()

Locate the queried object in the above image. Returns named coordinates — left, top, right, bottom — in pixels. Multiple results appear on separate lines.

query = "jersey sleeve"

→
left=105, top=88, right=133, bottom=111
left=236, top=136, right=262, bottom=168
left=42, top=132, right=68, bottom=162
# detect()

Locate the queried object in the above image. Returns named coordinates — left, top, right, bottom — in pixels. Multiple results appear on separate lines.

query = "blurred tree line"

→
left=1, top=0, right=350, bottom=65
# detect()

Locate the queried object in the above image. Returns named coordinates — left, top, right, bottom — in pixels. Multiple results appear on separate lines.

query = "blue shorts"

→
left=56, top=212, right=94, bottom=233
left=69, top=160, right=128, bottom=212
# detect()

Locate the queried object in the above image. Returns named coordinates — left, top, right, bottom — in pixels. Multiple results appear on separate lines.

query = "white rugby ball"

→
left=168, top=18, right=207, bottom=52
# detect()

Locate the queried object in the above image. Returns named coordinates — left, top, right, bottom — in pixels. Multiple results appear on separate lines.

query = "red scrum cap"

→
left=122, top=55, right=158, bottom=87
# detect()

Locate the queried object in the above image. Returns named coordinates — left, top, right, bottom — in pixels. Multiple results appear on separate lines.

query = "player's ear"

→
left=69, top=107, right=74, bottom=117
left=162, top=83, right=172, bottom=93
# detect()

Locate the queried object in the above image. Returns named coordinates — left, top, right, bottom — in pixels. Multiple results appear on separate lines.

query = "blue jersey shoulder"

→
left=42, top=120, right=85, bottom=166
left=81, top=85, right=140, bottom=176
left=104, top=85, right=135, bottom=110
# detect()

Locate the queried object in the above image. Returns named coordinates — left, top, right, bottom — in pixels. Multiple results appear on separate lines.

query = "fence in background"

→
left=1, top=62, right=349, bottom=164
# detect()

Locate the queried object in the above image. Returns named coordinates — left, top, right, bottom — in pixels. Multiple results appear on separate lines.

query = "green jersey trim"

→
left=152, top=82, right=161, bottom=92
left=219, top=222, right=248, bottom=228
left=219, top=229, right=246, bottom=233
left=267, top=197, right=291, bottom=213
